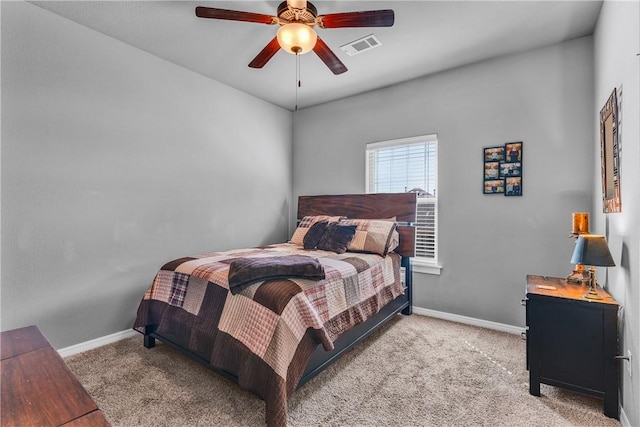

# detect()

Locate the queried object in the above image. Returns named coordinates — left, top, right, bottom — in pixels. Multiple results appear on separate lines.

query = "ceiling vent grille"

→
left=340, top=34, right=382, bottom=56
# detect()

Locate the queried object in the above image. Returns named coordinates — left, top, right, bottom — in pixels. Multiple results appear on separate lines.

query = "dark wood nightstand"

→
left=524, top=275, right=619, bottom=419
left=1, top=325, right=111, bottom=426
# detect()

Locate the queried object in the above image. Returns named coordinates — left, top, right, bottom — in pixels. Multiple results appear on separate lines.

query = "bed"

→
left=133, top=193, right=416, bottom=426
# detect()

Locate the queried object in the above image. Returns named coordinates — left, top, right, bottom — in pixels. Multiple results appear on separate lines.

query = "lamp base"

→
left=583, top=267, right=604, bottom=300
left=583, top=285, right=603, bottom=300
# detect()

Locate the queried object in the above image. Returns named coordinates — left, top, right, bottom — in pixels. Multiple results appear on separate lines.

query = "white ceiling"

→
left=31, top=1, right=603, bottom=111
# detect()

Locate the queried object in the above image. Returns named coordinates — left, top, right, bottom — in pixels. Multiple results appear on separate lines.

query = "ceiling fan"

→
left=195, top=0, right=394, bottom=75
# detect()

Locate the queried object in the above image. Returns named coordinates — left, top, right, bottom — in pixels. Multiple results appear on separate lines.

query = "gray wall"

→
left=293, top=37, right=595, bottom=327
left=594, top=1, right=640, bottom=425
left=1, top=1, right=293, bottom=348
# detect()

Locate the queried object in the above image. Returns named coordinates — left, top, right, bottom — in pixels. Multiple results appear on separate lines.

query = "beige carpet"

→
left=65, top=315, right=620, bottom=426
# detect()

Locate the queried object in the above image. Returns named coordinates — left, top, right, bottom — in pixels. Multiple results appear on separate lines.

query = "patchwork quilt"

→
left=133, top=243, right=403, bottom=427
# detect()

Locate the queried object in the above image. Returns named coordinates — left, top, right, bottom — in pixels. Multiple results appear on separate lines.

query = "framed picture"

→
left=484, top=179, right=504, bottom=194
left=600, top=89, right=621, bottom=212
left=484, top=146, right=505, bottom=162
left=505, top=176, right=522, bottom=196
left=484, top=161, right=500, bottom=180
left=505, top=142, right=522, bottom=163
left=500, top=162, right=521, bottom=177
left=483, top=141, right=523, bottom=196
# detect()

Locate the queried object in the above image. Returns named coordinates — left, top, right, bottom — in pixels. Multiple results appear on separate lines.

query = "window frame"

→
left=365, top=134, right=442, bottom=275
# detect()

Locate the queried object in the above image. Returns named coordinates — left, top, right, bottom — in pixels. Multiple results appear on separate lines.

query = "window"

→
left=366, top=135, right=440, bottom=274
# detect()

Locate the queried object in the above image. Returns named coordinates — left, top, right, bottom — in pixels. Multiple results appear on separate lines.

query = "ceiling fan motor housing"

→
left=277, top=1, right=317, bottom=24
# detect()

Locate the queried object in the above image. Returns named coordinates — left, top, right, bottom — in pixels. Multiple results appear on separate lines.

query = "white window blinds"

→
left=366, top=135, right=438, bottom=264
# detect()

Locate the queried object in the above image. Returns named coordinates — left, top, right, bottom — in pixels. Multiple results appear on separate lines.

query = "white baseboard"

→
left=412, top=306, right=525, bottom=335
left=619, top=406, right=630, bottom=427
left=58, top=329, right=139, bottom=358
left=58, top=309, right=524, bottom=358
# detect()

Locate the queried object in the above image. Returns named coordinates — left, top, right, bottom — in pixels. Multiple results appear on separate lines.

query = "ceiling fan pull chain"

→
left=295, top=52, right=301, bottom=111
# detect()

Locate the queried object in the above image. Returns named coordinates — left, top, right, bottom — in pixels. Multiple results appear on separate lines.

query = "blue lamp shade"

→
left=570, top=235, right=615, bottom=267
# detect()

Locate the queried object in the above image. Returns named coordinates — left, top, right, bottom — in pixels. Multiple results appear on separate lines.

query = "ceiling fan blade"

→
left=249, top=37, right=281, bottom=68
left=195, top=6, right=277, bottom=25
left=318, top=10, right=394, bottom=28
left=313, top=37, right=347, bottom=75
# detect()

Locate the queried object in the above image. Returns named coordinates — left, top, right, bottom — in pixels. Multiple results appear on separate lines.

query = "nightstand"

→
left=524, top=275, right=619, bottom=419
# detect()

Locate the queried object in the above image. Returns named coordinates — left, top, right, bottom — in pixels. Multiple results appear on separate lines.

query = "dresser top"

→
left=1, top=325, right=110, bottom=427
left=0, top=325, right=50, bottom=360
left=526, top=275, right=618, bottom=306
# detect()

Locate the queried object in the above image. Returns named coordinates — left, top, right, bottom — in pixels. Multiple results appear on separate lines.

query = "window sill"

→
left=411, top=259, right=442, bottom=275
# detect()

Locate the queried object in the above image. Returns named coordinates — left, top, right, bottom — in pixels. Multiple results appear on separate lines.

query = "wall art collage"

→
left=483, top=142, right=523, bottom=196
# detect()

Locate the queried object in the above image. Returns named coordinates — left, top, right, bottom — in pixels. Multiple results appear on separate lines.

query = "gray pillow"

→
left=316, top=223, right=357, bottom=254
left=303, top=220, right=329, bottom=249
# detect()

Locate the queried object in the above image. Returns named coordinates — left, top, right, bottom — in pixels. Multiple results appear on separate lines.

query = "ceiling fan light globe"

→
left=277, top=23, right=317, bottom=55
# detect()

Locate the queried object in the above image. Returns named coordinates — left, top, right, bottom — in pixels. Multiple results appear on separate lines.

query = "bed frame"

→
left=142, top=192, right=416, bottom=391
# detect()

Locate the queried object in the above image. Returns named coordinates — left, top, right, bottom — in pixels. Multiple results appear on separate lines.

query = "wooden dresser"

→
left=524, top=275, right=619, bottom=419
left=1, top=325, right=110, bottom=426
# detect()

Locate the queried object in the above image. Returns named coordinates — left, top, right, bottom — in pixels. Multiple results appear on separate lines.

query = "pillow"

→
left=387, top=229, right=400, bottom=254
left=316, top=223, right=357, bottom=254
left=339, top=218, right=397, bottom=256
left=290, top=215, right=344, bottom=246
left=303, top=220, right=329, bottom=249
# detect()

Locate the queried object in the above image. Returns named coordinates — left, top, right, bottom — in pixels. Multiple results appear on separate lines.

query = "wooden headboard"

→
left=297, top=193, right=416, bottom=258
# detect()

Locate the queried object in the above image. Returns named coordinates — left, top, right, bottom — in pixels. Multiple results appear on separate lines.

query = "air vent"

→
left=340, top=34, right=382, bottom=56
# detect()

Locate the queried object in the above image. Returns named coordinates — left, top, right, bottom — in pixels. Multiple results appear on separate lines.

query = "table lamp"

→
left=570, top=234, right=615, bottom=300
left=566, top=212, right=590, bottom=283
